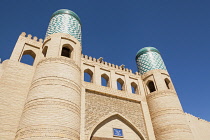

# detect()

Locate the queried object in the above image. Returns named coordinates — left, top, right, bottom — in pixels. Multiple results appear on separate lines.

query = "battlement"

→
left=20, top=32, right=43, bottom=43
left=9, top=32, right=44, bottom=65
left=81, top=54, right=143, bottom=96
left=82, top=54, right=140, bottom=76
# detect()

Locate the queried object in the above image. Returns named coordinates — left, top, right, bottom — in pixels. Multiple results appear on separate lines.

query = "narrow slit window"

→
left=42, top=46, right=48, bottom=57
left=165, top=78, right=172, bottom=89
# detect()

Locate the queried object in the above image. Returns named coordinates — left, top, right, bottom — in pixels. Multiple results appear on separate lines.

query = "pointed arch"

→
left=61, top=44, right=73, bottom=58
left=131, top=82, right=138, bottom=94
left=88, top=113, right=146, bottom=140
left=147, top=80, right=156, bottom=93
left=20, top=50, right=36, bottom=66
left=117, top=78, right=125, bottom=91
left=84, top=69, right=93, bottom=83
left=101, top=73, right=110, bottom=87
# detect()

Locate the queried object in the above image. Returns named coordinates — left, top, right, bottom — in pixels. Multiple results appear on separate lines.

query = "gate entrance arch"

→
left=89, top=114, right=145, bottom=140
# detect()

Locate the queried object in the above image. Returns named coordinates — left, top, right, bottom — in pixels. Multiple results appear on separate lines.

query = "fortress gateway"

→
left=0, top=9, right=210, bottom=140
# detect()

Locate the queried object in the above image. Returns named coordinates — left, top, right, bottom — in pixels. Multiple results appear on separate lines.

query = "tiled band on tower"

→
left=46, top=9, right=82, bottom=42
left=136, top=47, right=194, bottom=140
left=15, top=10, right=82, bottom=140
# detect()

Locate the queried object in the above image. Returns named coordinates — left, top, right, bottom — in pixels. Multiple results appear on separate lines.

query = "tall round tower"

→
left=16, top=9, right=82, bottom=140
left=136, top=47, right=194, bottom=140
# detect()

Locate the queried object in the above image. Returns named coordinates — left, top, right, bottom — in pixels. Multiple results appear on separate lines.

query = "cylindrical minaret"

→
left=16, top=9, right=82, bottom=140
left=136, top=47, right=194, bottom=140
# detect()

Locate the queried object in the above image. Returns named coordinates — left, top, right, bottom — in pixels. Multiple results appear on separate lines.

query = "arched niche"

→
left=20, top=50, right=36, bottom=66
left=101, top=73, right=110, bottom=87
left=89, top=114, right=145, bottom=140
left=84, top=69, right=93, bottom=83
left=147, top=80, right=156, bottom=93
left=117, top=78, right=125, bottom=91
left=165, top=78, right=173, bottom=89
left=61, top=44, right=73, bottom=58
left=131, top=82, right=138, bottom=94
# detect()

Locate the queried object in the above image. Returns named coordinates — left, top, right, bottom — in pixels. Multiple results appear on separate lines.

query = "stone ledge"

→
left=37, top=57, right=81, bottom=72
left=146, top=90, right=177, bottom=100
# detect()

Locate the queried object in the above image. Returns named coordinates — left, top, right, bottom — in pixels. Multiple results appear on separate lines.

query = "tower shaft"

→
left=136, top=47, right=194, bottom=140
left=144, top=70, right=193, bottom=140
left=15, top=34, right=82, bottom=140
left=15, top=9, right=82, bottom=140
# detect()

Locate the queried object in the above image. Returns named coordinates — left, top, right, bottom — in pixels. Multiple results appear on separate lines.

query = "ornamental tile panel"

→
left=136, top=51, right=167, bottom=74
left=46, top=14, right=82, bottom=42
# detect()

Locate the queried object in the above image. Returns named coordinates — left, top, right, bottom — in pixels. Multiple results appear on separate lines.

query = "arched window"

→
left=165, top=78, right=172, bottom=89
left=84, top=69, right=93, bottom=83
left=117, top=78, right=124, bottom=91
left=61, top=45, right=73, bottom=58
left=101, top=74, right=109, bottom=87
left=147, top=81, right=156, bottom=93
left=131, top=82, right=138, bottom=94
left=42, top=46, right=48, bottom=57
left=20, top=50, right=36, bottom=66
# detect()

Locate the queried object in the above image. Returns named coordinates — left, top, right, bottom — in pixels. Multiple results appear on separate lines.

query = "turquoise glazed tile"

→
left=136, top=47, right=167, bottom=74
left=46, top=9, right=82, bottom=43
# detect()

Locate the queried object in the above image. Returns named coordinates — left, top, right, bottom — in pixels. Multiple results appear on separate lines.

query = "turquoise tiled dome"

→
left=136, top=47, right=160, bottom=60
left=51, top=9, right=81, bottom=24
left=136, top=47, right=167, bottom=74
left=46, top=9, right=82, bottom=42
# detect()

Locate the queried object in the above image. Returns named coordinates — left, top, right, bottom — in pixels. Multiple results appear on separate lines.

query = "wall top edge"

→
left=82, top=54, right=141, bottom=76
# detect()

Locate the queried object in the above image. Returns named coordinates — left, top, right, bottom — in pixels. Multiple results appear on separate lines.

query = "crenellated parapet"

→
left=19, top=32, right=43, bottom=46
left=81, top=54, right=146, bottom=100
left=10, top=32, right=44, bottom=66
left=82, top=54, right=140, bottom=76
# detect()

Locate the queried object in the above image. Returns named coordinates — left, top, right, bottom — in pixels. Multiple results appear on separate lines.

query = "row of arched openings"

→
left=84, top=69, right=138, bottom=94
left=20, top=45, right=73, bottom=66
left=42, top=45, right=73, bottom=58
left=147, top=78, right=172, bottom=93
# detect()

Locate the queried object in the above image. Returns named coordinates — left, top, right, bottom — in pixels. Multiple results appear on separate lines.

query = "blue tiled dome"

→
left=46, top=9, right=82, bottom=42
left=136, top=47, right=160, bottom=60
left=135, top=47, right=166, bottom=74
left=51, top=9, right=81, bottom=24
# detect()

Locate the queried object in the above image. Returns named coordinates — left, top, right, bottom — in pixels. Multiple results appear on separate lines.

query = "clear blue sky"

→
left=0, top=0, right=210, bottom=121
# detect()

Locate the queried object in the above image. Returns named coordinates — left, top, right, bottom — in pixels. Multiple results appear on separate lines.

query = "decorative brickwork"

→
left=85, top=90, right=148, bottom=139
left=0, top=9, right=210, bottom=140
left=146, top=87, right=194, bottom=140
